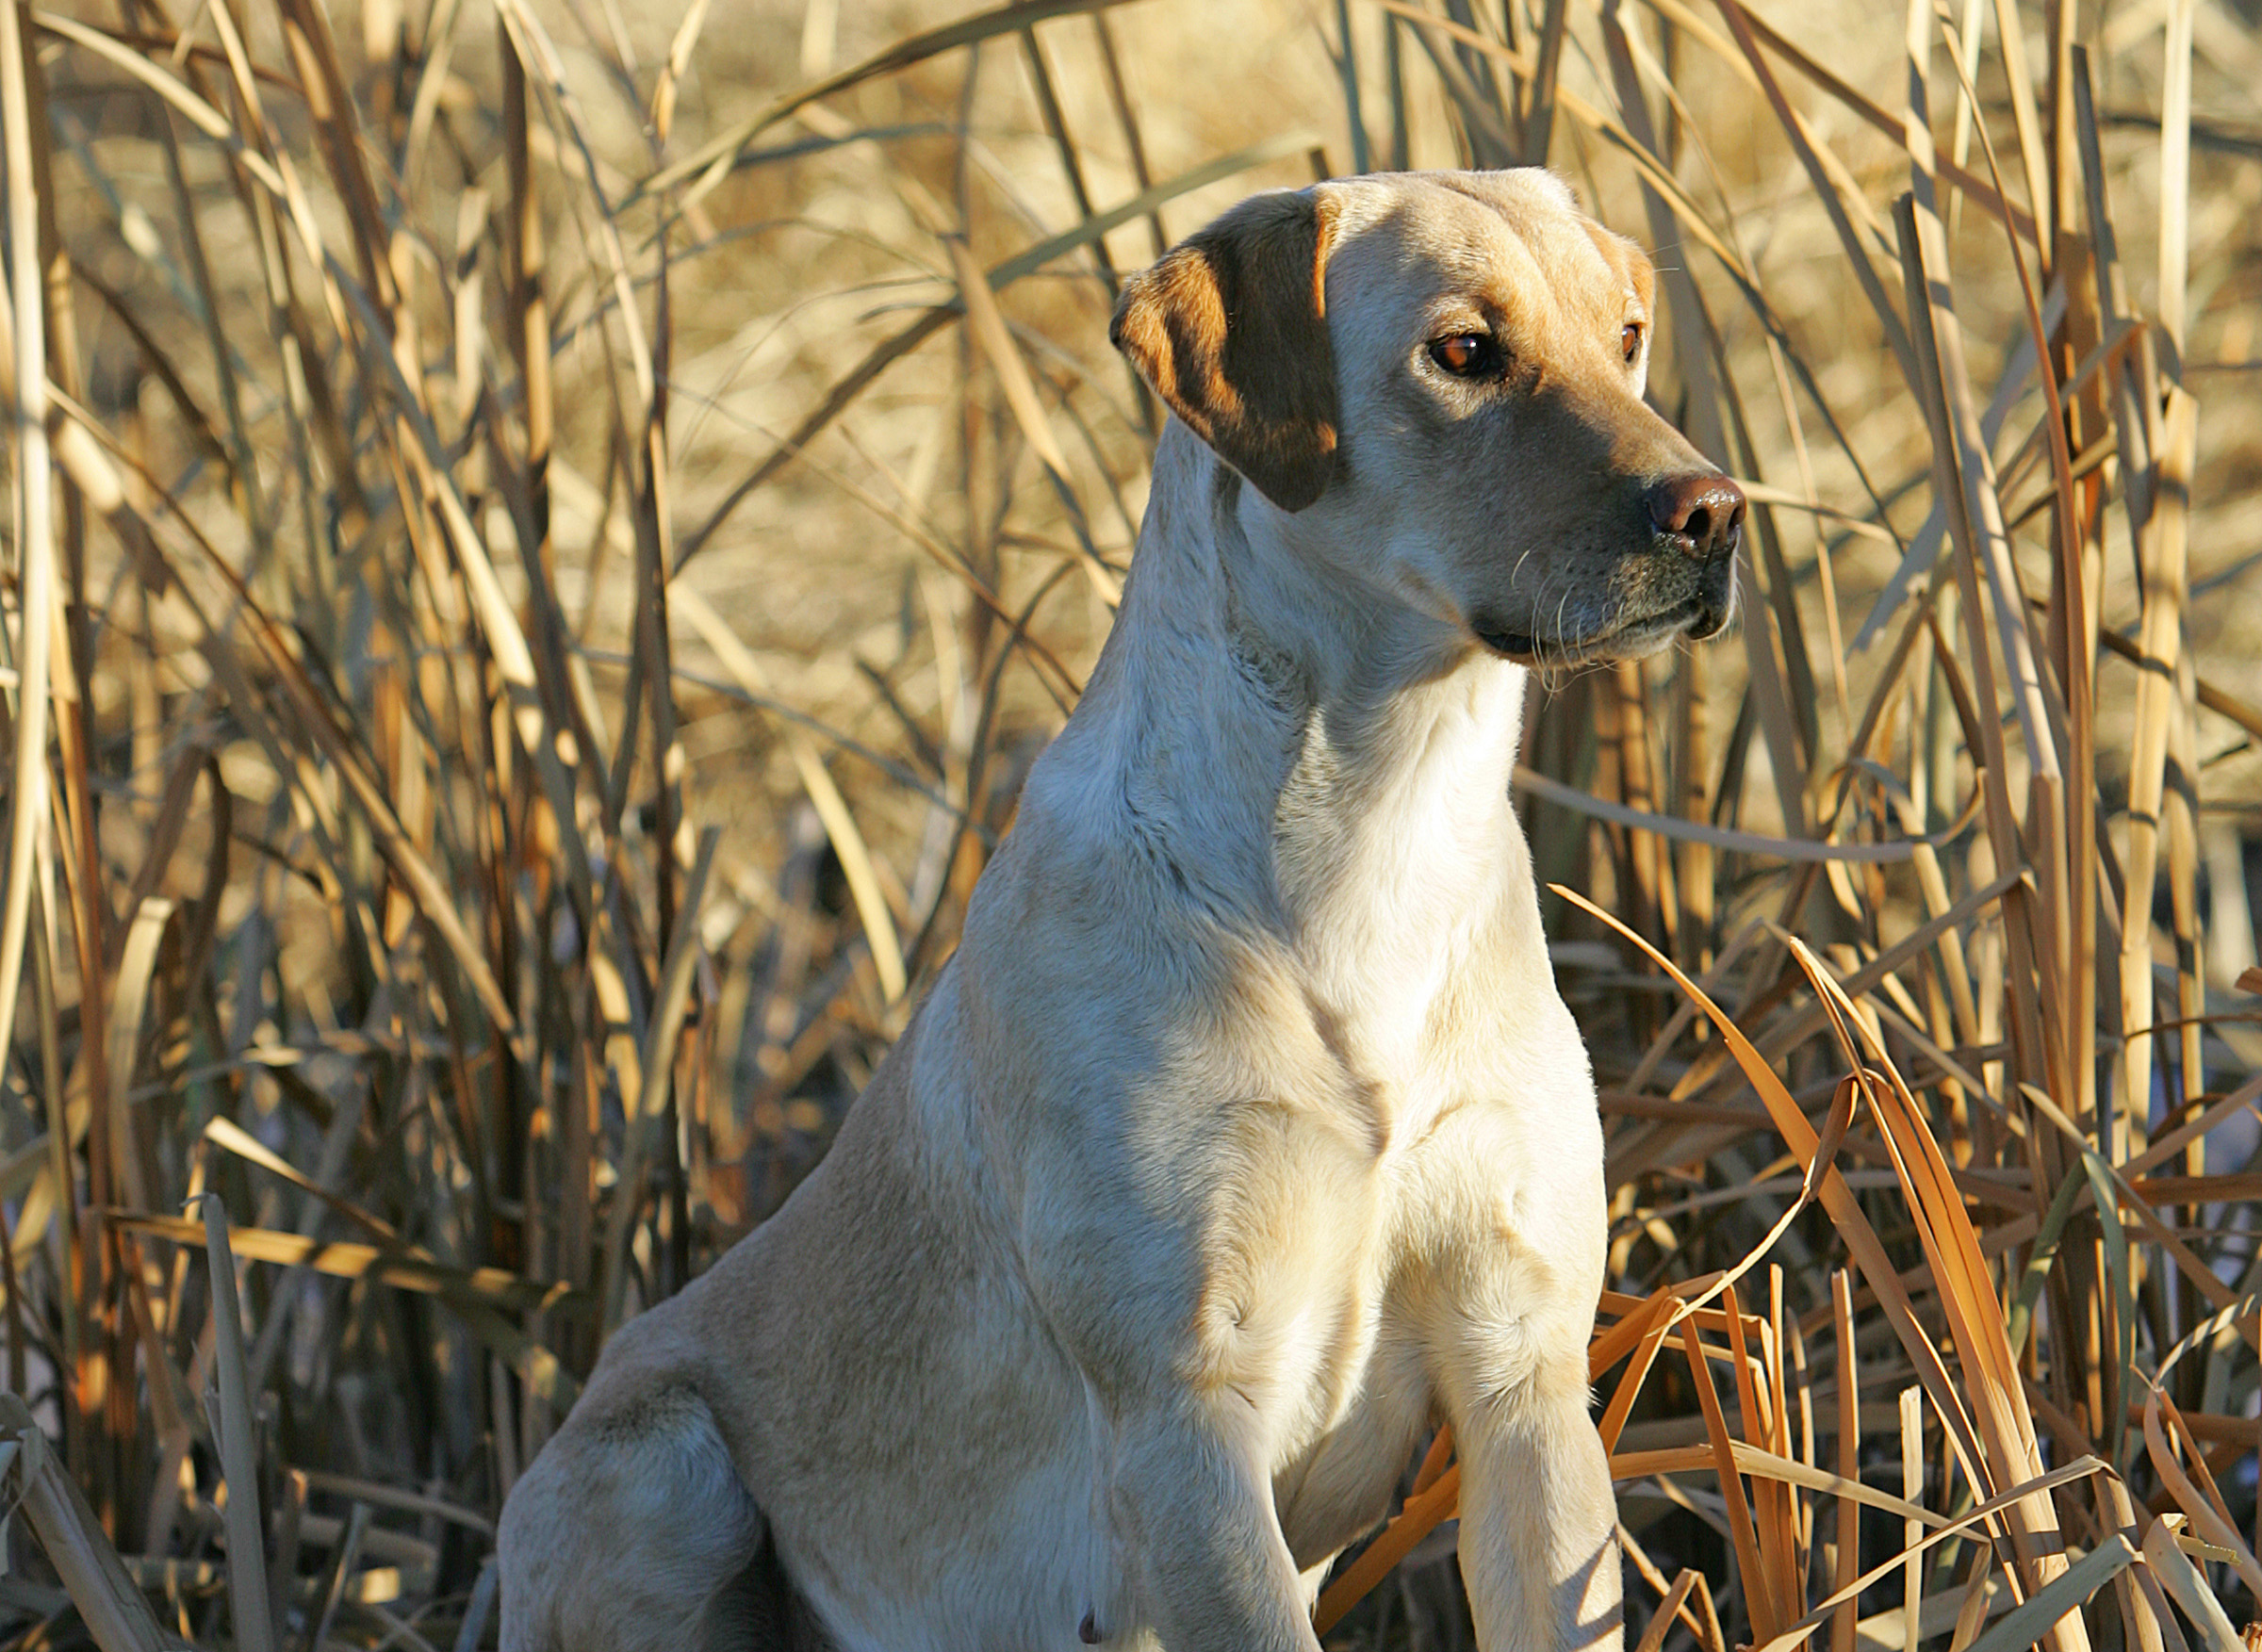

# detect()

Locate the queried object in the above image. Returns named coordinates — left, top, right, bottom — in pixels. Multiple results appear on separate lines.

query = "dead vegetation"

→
left=1, top=0, right=2259, bottom=1646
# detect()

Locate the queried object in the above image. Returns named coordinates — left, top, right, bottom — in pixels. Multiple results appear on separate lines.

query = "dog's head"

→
left=1110, top=170, right=1742, bottom=667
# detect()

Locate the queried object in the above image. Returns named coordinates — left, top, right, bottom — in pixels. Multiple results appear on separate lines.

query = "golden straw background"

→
left=1, top=0, right=2260, bottom=1645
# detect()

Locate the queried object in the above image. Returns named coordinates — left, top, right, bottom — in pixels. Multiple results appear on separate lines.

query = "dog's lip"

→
left=1472, top=623, right=1545, bottom=662
left=1474, top=595, right=1723, bottom=665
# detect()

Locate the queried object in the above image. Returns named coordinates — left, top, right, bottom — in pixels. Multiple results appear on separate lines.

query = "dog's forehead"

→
left=1325, top=171, right=1645, bottom=327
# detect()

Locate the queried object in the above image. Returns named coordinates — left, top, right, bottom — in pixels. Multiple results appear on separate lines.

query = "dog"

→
left=498, top=168, right=1743, bottom=1652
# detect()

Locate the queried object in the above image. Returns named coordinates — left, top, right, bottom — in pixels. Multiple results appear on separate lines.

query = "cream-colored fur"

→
left=498, top=169, right=1743, bottom=1652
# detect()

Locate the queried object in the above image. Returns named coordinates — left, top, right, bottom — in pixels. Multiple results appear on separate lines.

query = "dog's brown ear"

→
left=1109, top=188, right=1339, bottom=512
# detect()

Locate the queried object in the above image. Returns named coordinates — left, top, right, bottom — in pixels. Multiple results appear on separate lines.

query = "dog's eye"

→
left=1428, top=334, right=1500, bottom=377
left=1621, top=322, right=1644, bottom=364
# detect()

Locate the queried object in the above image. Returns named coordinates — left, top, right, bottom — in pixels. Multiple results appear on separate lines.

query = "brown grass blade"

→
left=2139, top=1514, right=2241, bottom=1652
left=1598, top=1291, right=1680, bottom=1453
left=196, top=1197, right=276, bottom=1652
left=1523, top=0, right=1569, bottom=165
left=1830, top=1272, right=1859, bottom=1652
left=1680, top=1316, right=1777, bottom=1644
left=1610, top=1438, right=1940, bottom=1527
left=601, top=830, right=722, bottom=1327
left=1512, top=768, right=1937, bottom=862
left=1633, top=1569, right=1703, bottom=1652
left=0, top=0, right=57, bottom=1136
left=1899, top=1385, right=1923, bottom=1652
left=2117, top=387, right=2199, bottom=1139
left=117, top=1212, right=580, bottom=1317
left=1310, top=1462, right=1464, bottom=1633
left=0, top=1398, right=178, bottom=1652
left=100, top=896, right=173, bottom=1215
left=944, top=237, right=1123, bottom=605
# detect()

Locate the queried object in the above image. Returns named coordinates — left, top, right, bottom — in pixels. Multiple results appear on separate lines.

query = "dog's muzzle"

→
left=1467, top=469, right=1746, bottom=663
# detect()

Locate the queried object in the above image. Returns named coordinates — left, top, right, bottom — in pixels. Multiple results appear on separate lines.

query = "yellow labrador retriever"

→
left=499, top=169, right=1742, bottom=1652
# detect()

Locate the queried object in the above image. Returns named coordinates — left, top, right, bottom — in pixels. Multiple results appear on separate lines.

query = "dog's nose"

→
left=1646, top=473, right=1746, bottom=561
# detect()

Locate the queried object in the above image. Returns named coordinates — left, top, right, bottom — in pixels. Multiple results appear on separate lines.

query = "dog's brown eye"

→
left=1621, top=322, right=1644, bottom=363
left=1429, top=334, right=1499, bottom=377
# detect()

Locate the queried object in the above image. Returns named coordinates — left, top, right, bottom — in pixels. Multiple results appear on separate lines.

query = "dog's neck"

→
left=1033, top=429, right=1557, bottom=1037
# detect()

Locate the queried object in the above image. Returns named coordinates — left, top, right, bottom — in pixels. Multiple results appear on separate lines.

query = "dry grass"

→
left=2, top=0, right=2260, bottom=1646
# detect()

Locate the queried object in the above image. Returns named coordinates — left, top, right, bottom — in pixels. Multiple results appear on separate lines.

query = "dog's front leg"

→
left=1441, top=1337, right=1622, bottom=1652
left=1110, top=1393, right=1321, bottom=1652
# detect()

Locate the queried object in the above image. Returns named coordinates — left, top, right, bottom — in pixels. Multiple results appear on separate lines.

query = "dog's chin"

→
left=1473, top=593, right=1733, bottom=667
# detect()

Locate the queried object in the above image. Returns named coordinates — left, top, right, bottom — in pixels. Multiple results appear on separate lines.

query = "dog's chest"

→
left=1199, top=976, right=1569, bottom=1349
left=1201, top=926, right=1602, bottom=1393
left=1205, top=1082, right=1459, bottom=1567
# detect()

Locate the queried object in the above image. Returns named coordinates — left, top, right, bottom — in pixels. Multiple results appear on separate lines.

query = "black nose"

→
left=1645, top=473, right=1746, bottom=562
